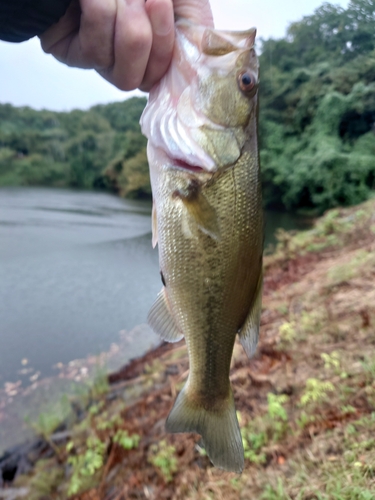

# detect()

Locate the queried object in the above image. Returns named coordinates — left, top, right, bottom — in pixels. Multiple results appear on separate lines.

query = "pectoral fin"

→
left=148, top=288, right=184, bottom=343
left=152, top=201, right=158, bottom=248
left=174, top=183, right=220, bottom=240
left=238, top=270, right=263, bottom=358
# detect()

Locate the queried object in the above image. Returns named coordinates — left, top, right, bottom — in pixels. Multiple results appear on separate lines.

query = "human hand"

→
left=39, top=0, right=213, bottom=92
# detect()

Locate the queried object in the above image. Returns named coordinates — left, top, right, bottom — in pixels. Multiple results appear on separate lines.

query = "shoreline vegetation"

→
left=1, top=198, right=374, bottom=499
left=0, top=1, right=374, bottom=215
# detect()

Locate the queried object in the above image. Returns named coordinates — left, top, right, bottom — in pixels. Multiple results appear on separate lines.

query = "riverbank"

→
left=1, top=198, right=375, bottom=499
left=0, top=325, right=157, bottom=457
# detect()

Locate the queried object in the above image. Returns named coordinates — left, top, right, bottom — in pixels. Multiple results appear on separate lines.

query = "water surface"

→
left=0, top=187, right=161, bottom=386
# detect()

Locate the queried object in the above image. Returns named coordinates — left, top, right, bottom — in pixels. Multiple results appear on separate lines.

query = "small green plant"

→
left=267, top=394, right=289, bottom=421
left=90, top=367, right=110, bottom=397
left=67, top=436, right=107, bottom=496
left=277, top=303, right=289, bottom=315
left=321, top=351, right=340, bottom=371
left=26, top=396, right=72, bottom=457
left=317, top=209, right=340, bottom=236
left=27, top=459, right=64, bottom=500
left=279, top=321, right=297, bottom=343
left=296, top=410, right=315, bottom=429
left=241, top=394, right=290, bottom=465
left=96, top=413, right=122, bottom=431
left=267, top=393, right=289, bottom=441
left=327, top=250, right=375, bottom=286
left=242, top=430, right=267, bottom=464
left=88, top=401, right=105, bottom=416
left=113, top=429, right=140, bottom=450
left=230, top=477, right=241, bottom=490
left=148, top=440, right=178, bottom=482
left=261, top=478, right=292, bottom=500
left=300, top=310, right=320, bottom=334
left=361, top=355, right=375, bottom=382
left=300, top=378, right=335, bottom=406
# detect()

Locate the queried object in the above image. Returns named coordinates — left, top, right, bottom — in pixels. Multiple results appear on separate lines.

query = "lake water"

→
left=0, top=187, right=311, bottom=387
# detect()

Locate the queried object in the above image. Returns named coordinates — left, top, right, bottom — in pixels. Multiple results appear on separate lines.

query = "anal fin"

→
left=238, top=269, right=263, bottom=358
left=148, top=288, right=184, bottom=343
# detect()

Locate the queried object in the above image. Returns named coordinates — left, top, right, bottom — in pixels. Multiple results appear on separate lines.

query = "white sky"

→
left=0, top=0, right=349, bottom=111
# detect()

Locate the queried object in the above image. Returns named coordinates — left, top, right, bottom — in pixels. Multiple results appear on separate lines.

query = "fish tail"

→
left=166, top=383, right=244, bottom=473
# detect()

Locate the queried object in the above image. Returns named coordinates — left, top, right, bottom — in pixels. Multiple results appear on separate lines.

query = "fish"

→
left=140, top=19, right=263, bottom=473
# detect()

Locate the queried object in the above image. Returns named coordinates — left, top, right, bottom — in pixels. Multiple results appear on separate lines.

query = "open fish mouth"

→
left=172, top=158, right=205, bottom=173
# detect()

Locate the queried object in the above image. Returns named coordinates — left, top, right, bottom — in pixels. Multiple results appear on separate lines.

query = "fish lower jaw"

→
left=173, top=159, right=205, bottom=173
left=162, top=149, right=217, bottom=174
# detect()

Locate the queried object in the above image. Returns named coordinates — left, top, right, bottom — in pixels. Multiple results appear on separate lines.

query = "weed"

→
left=88, top=400, right=105, bottom=416
left=261, top=478, right=292, bottom=500
left=242, top=428, right=267, bottom=464
left=321, top=351, right=340, bottom=371
left=267, top=394, right=289, bottom=422
left=26, top=460, right=64, bottom=500
left=361, top=355, right=375, bottom=382
left=96, top=413, right=122, bottom=431
left=296, top=411, right=315, bottom=429
left=113, top=429, right=140, bottom=450
left=90, top=367, right=110, bottom=397
left=230, top=477, right=241, bottom=490
left=267, top=393, right=289, bottom=441
left=341, top=405, right=356, bottom=415
left=25, top=395, right=72, bottom=457
left=277, top=303, right=289, bottom=315
left=67, top=436, right=106, bottom=496
left=241, top=394, right=290, bottom=465
left=148, top=440, right=178, bottom=482
left=279, top=322, right=297, bottom=344
left=327, top=250, right=375, bottom=286
left=300, top=378, right=335, bottom=407
left=300, top=310, right=321, bottom=334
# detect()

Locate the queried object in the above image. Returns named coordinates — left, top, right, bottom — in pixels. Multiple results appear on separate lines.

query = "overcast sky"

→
left=0, top=0, right=349, bottom=111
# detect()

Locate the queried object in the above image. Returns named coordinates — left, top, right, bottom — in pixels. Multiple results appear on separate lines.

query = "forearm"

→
left=0, top=0, right=71, bottom=42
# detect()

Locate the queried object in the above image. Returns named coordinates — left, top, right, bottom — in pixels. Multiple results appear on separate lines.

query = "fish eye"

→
left=238, top=70, right=257, bottom=95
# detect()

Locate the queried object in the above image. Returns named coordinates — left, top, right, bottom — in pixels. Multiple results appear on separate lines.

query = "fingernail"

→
left=152, top=6, right=173, bottom=36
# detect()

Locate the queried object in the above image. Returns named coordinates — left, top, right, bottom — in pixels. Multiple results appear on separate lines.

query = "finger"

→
left=139, top=0, right=174, bottom=91
left=100, top=0, right=153, bottom=91
left=173, top=0, right=214, bottom=27
left=40, top=0, right=117, bottom=70
left=77, top=0, right=117, bottom=69
left=40, top=0, right=81, bottom=62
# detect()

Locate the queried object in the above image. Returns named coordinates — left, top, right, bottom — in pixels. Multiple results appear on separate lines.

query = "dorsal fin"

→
left=202, top=27, right=257, bottom=56
left=202, top=30, right=237, bottom=56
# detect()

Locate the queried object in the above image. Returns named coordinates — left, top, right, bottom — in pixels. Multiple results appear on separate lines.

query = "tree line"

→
left=0, top=0, right=374, bottom=213
left=0, top=97, right=151, bottom=198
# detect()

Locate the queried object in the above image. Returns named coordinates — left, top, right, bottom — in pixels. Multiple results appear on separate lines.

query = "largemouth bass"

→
left=140, top=20, right=263, bottom=473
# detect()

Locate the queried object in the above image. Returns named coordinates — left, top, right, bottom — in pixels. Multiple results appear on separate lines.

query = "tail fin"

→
left=166, top=383, right=244, bottom=473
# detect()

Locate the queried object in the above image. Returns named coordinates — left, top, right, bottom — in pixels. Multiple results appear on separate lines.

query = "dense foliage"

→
left=0, top=0, right=374, bottom=212
left=0, top=97, right=149, bottom=197
left=259, top=0, right=375, bottom=212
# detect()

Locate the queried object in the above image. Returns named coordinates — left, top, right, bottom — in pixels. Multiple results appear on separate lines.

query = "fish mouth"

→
left=173, top=159, right=205, bottom=173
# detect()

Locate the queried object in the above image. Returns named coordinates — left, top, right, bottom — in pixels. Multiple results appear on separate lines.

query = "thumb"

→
left=173, top=0, right=214, bottom=27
